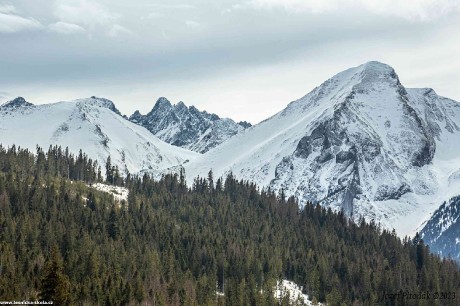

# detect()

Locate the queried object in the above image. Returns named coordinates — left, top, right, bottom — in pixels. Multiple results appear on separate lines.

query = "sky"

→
left=1, top=0, right=459, bottom=124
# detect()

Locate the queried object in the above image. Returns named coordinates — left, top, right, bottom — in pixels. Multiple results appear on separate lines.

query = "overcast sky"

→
left=1, top=0, right=459, bottom=123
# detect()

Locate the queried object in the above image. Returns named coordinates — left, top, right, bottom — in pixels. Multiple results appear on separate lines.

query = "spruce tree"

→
left=39, top=246, right=70, bottom=305
left=105, top=156, right=113, bottom=184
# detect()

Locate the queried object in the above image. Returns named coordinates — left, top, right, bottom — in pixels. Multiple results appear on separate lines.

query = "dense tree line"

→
left=0, top=144, right=102, bottom=184
left=0, top=145, right=459, bottom=305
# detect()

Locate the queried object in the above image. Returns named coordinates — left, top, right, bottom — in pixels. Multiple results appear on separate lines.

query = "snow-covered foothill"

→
left=0, top=96, right=199, bottom=176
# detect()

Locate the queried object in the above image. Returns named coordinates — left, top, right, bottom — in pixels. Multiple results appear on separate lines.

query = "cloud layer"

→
left=241, top=0, right=460, bottom=20
left=49, top=21, right=85, bottom=34
left=0, top=0, right=459, bottom=123
left=0, top=4, right=42, bottom=33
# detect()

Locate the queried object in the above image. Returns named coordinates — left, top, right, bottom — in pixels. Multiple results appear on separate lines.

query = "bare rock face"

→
left=129, top=98, right=251, bottom=153
left=271, top=61, right=437, bottom=218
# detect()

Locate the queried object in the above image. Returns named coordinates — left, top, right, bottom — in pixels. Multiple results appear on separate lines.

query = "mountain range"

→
left=1, top=61, right=459, bottom=261
left=0, top=96, right=198, bottom=175
left=129, top=97, right=251, bottom=153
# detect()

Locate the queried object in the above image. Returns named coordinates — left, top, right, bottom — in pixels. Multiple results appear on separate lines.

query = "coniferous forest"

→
left=0, top=145, right=459, bottom=305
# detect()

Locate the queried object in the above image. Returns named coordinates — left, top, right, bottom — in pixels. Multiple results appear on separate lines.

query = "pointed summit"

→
left=129, top=110, right=143, bottom=123
left=174, top=101, right=188, bottom=112
left=357, top=61, right=400, bottom=86
left=146, top=97, right=173, bottom=117
left=283, top=61, right=404, bottom=116
left=331, top=61, right=400, bottom=89
left=173, top=101, right=187, bottom=114
left=154, top=97, right=172, bottom=109
left=328, top=61, right=399, bottom=85
left=361, top=61, right=395, bottom=72
left=157, top=96, right=171, bottom=105
left=176, top=101, right=186, bottom=108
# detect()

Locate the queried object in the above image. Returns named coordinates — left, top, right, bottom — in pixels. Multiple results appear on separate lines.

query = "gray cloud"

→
left=145, top=3, right=196, bottom=10
left=0, top=4, right=16, bottom=13
left=0, top=0, right=459, bottom=123
left=48, top=21, right=86, bottom=34
left=0, top=91, right=9, bottom=102
left=232, top=0, right=460, bottom=20
left=0, top=4, right=42, bottom=33
left=53, top=0, right=117, bottom=27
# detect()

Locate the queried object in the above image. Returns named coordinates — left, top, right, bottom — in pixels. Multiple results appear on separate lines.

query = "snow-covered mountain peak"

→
left=1, top=97, right=33, bottom=109
left=174, top=101, right=188, bottom=112
left=338, top=61, right=398, bottom=83
left=150, top=97, right=173, bottom=113
left=354, top=61, right=401, bottom=88
left=329, top=61, right=401, bottom=94
left=333, top=61, right=400, bottom=89
left=185, top=62, right=460, bottom=237
left=75, top=96, right=122, bottom=116
left=360, top=60, right=395, bottom=73
left=280, top=61, right=402, bottom=118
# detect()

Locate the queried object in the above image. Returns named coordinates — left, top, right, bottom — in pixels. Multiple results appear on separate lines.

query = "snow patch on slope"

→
left=91, top=183, right=129, bottom=202
left=274, top=280, right=320, bottom=305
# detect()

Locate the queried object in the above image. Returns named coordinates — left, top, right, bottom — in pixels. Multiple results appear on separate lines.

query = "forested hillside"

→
left=0, top=145, right=458, bottom=305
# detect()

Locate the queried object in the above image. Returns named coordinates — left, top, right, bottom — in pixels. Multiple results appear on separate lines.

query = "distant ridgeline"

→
left=0, top=145, right=459, bottom=305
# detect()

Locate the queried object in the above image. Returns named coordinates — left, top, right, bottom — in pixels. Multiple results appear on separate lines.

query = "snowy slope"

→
left=420, top=196, right=460, bottom=262
left=129, top=97, right=251, bottom=153
left=0, top=96, right=198, bottom=175
left=185, top=61, right=460, bottom=237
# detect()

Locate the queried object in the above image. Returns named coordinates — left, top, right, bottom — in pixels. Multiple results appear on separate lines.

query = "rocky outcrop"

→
left=1, top=97, right=33, bottom=109
left=129, top=97, right=251, bottom=153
